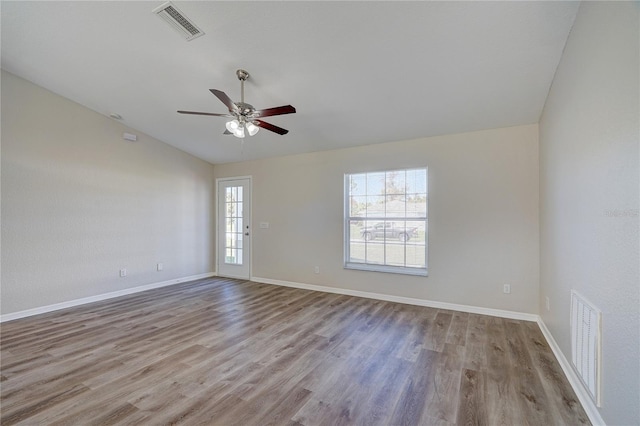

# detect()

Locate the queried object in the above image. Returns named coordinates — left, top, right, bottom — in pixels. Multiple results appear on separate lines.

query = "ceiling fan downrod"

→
left=236, top=69, right=249, bottom=104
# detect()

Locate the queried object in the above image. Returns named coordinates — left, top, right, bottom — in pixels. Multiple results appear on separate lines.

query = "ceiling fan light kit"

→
left=246, top=122, right=260, bottom=136
left=225, top=119, right=259, bottom=138
left=178, top=69, right=296, bottom=138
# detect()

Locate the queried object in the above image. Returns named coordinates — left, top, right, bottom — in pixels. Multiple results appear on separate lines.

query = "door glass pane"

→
left=224, top=185, right=244, bottom=265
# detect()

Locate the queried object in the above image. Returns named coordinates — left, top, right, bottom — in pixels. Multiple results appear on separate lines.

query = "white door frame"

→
left=216, top=176, right=252, bottom=279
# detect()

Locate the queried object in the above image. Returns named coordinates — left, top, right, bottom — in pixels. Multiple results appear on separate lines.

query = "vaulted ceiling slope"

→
left=1, top=1, right=579, bottom=164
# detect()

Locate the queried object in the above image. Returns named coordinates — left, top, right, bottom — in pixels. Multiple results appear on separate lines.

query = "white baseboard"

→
left=537, top=318, right=605, bottom=426
left=251, top=276, right=538, bottom=322
left=0, top=272, right=217, bottom=323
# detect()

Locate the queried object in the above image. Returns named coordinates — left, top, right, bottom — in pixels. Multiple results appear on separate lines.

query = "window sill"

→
left=344, top=262, right=428, bottom=277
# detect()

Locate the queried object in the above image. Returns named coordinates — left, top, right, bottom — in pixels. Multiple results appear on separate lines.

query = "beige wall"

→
left=1, top=70, right=540, bottom=316
left=215, top=124, right=540, bottom=314
left=539, top=2, right=639, bottom=424
left=1, top=71, right=216, bottom=314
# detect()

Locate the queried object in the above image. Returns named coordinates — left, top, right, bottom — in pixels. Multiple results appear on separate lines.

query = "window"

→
left=344, top=168, right=428, bottom=276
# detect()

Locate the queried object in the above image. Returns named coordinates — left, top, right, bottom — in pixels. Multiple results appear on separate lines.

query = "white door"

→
left=217, top=178, right=251, bottom=279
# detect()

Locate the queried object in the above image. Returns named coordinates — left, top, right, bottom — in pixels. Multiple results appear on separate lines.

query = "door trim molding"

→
left=216, top=176, right=252, bottom=279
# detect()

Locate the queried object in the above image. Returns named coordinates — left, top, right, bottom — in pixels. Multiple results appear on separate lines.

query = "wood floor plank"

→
left=251, top=386, right=313, bottom=426
left=1, top=383, right=91, bottom=426
left=0, top=277, right=591, bottom=425
left=503, top=321, right=556, bottom=426
left=522, top=321, right=591, bottom=425
left=424, top=311, right=454, bottom=352
left=422, top=343, right=464, bottom=424
left=445, top=311, right=469, bottom=346
left=388, top=348, right=439, bottom=425
left=354, top=355, right=413, bottom=426
left=484, top=316, right=520, bottom=425
left=456, top=368, right=488, bottom=426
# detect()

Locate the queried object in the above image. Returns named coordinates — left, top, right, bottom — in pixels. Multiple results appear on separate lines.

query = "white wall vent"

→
left=123, top=132, right=137, bottom=142
left=570, top=290, right=602, bottom=406
left=153, top=2, right=204, bottom=41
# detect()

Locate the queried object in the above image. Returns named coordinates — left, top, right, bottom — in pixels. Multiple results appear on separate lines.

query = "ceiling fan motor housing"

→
left=234, top=102, right=255, bottom=116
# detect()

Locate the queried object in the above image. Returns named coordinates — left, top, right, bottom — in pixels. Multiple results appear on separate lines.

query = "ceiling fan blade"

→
left=177, top=110, right=232, bottom=117
left=255, top=120, right=289, bottom=135
left=223, top=129, right=233, bottom=135
left=253, top=105, right=296, bottom=118
left=210, top=89, right=237, bottom=112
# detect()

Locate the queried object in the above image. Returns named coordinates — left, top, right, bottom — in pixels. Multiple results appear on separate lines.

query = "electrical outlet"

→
left=503, top=284, right=511, bottom=294
left=545, top=296, right=550, bottom=311
left=119, top=268, right=127, bottom=277
left=314, top=266, right=320, bottom=274
left=157, top=262, right=163, bottom=271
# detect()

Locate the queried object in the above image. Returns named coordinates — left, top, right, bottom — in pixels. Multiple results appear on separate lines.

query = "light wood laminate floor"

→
left=1, top=277, right=590, bottom=425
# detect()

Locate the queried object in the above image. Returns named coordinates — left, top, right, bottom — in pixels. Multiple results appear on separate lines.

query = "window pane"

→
left=366, top=196, right=384, bottom=216
left=407, top=195, right=427, bottom=217
left=366, top=172, right=385, bottom=195
left=406, top=220, right=425, bottom=244
left=385, top=242, right=406, bottom=267
left=365, top=241, right=384, bottom=264
left=385, top=197, right=406, bottom=217
left=350, top=174, right=366, bottom=196
left=349, top=220, right=366, bottom=263
left=361, top=220, right=376, bottom=242
left=350, top=196, right=367, bottom=217
left=406, top=169, right=427, bottom=193
left=385, top=170, right=406, bottom=195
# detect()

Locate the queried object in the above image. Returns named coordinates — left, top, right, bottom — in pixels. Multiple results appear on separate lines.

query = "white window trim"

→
left=343, top=168, right=428, bottom=276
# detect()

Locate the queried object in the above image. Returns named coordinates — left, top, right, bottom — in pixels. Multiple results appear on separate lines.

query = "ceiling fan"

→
left=178, top=69, right=296, bottom=138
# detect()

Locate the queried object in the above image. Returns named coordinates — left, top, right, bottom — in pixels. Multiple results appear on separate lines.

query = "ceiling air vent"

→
left=153, top=2, right=204, bottom=41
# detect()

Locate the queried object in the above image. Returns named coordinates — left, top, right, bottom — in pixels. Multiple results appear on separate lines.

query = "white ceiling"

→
left=1, top=1, right=579, bottom=164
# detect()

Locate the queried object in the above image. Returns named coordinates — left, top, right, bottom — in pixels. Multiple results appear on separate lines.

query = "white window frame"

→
left=344, top=168, right=428, bottom=276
